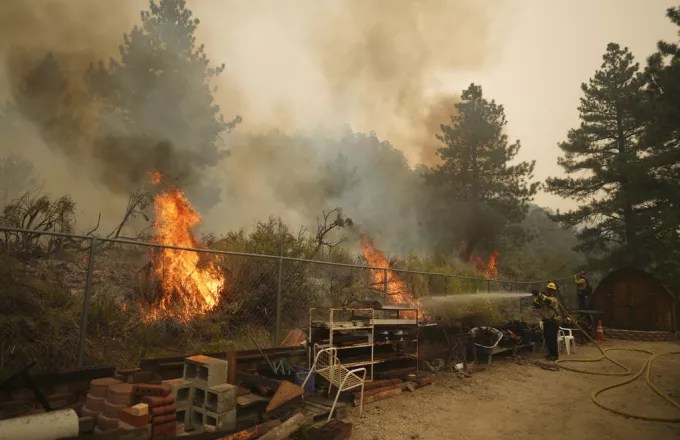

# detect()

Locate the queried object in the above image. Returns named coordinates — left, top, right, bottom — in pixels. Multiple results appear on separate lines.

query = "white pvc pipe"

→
left=0, top=409, right=79, bottom=440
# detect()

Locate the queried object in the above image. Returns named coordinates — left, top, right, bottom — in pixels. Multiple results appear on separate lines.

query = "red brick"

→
left=151, top=405, right=176, bottom=417
left=107, top=383, right=134, bottom=406
left=103, top=400, right=127, bottom=418
left=134, top=384, right=170, bottom=397
left=153, top=421, right=176, bottom=436
left=152, top=413, right=176, bottom=425
left=85, top=394, right=105, bottom=412
left=97, top=413, right=119, bottom=431
left=90, top=378, right=122, bottom=398
left=119, top=407, right=151, bottom=427
left=142, top=394, right=175, bottom=407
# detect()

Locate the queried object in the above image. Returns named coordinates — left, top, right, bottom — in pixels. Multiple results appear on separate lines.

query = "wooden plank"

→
left=216, top=420, right=282, bottom=440
left=259, top=413, right=305, bottom=440
left=362, top=379, right=403, bottom=391
left=237, top=394, right=270, bottom=408
left=280, top=330, right=307, bottom=347
left=354, top=383, right=404, bottom=400
left=305, top=396, right=347, bottom=409
left=354, top=387, right=402, bottom=406
left=266, top=381, right=303, bottom=412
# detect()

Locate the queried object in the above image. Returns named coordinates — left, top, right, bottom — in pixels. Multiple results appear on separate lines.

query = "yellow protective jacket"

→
left=575, top=276, right=591, bottom=296
left=533, top=293, right=561, bottom=323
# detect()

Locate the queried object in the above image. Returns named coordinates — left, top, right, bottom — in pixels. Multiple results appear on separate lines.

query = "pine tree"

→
left=545, top=43, right=650, bottom=267
left=642, top=7, right=680, bottom=286
left=426, top=84, right=538, bottom=257
left=86, top=0, right=240, bottom=206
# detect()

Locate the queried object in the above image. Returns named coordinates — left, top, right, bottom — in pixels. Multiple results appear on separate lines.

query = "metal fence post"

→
left=77, top=237, right=96, bottom=367
left=275, top=257, right=283, bottom=347
left=383, top=269, right=388, bottom=295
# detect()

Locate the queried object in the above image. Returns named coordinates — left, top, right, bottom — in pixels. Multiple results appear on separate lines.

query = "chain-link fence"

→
left=0, top=227, right=575, bottom=374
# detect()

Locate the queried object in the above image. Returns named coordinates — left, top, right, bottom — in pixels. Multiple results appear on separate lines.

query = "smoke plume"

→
left=0, top=0, right=508, bottom=254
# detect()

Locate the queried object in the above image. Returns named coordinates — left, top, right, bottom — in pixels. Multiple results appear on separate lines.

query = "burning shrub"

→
left=0, top=192, right=76, bottom=255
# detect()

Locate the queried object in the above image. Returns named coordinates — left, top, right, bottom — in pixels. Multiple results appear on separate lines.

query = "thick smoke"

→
left=0, top=0, right=233, bottom=215
left=0, top=0, right=507, bottom=254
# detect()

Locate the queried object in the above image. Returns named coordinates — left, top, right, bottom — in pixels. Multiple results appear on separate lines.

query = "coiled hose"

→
left=554, top=304, right=680, bottom=422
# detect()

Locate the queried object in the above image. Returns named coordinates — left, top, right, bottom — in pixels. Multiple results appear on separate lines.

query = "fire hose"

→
left=554, top=304, right=680, bottom=422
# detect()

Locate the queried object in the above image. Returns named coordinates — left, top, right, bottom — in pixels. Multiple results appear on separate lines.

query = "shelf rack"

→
left=308, top=306, right=420, bottom=382
left=309, top=307, right=376, bottom=380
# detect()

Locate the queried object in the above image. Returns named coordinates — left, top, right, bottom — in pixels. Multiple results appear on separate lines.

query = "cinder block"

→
left=192, top=387, right=206, bottom=409
left=176, top=422, right=186, bottom=435
left=162, top=379, right=193, bottom=407
left=176, top=408, right=191, bottom=431
left=205, top=383, right=237, bottom=413
left=184, top=355, right=228, bottom=387
left=191, top=406, right=236, bottom=432
left=191, top=383, right=237, bottom=413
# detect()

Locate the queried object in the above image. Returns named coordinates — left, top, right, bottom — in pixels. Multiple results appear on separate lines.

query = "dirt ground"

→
left=347, top=340, right=680, bottom=440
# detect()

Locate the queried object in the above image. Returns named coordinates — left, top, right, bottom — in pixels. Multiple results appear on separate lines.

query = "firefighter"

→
left=574, top=271, right=592, bottom=310
left=532, top=282, right=562, bottom=361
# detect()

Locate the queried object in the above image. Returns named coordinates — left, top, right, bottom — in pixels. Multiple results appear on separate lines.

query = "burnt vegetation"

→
left=1, top=1, right=680, bottom=373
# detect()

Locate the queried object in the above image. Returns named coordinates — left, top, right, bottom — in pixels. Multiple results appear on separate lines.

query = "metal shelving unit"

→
left=373, top=306, right=420, bottom=378
left=309, top=307, right=376, bottom=380
left=308, top=306, right=420, bottom=381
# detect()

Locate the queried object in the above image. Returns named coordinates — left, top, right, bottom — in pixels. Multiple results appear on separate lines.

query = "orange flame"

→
left=360, top=235, right=424, bottom=319
left=481, top=250, right=499, bottom=280
left=462, top=247, right=499, bottom=280
left=143, top=171, right=226, bottom=322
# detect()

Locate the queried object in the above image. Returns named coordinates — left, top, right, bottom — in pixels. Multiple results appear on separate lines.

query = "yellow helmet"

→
left=546, top=282, right=557, bottom=291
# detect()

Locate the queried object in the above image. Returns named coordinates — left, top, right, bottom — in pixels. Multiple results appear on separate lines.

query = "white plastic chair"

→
left=302, top=344, right=367, bottom=421
left=538, top=321, right=574, bottom=354
left=558, top=327, right=576, bottom=355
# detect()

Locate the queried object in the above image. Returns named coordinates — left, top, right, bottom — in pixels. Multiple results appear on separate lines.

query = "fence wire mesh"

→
left=0, top=227, right=575, bottom=373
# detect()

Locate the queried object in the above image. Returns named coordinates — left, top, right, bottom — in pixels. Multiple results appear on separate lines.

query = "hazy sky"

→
left=440, top=1, right=679, bottom=210
left=189, top=0, right=679, bottom=212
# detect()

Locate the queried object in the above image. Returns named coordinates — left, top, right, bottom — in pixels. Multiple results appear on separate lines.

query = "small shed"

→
left=590, top=267, right=677, bottom=332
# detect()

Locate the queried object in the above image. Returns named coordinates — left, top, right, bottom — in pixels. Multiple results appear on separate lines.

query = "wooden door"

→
left=629, top=280, right=655, bottom=330
left=611, top=281, right=632, bottom=329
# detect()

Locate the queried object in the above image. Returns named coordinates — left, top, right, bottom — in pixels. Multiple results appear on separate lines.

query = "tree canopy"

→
left=545, top=44, right=652, bottom=267
left=86, top=0, right=241, bottom=208
left=426, top=84, right=539, bottom=257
